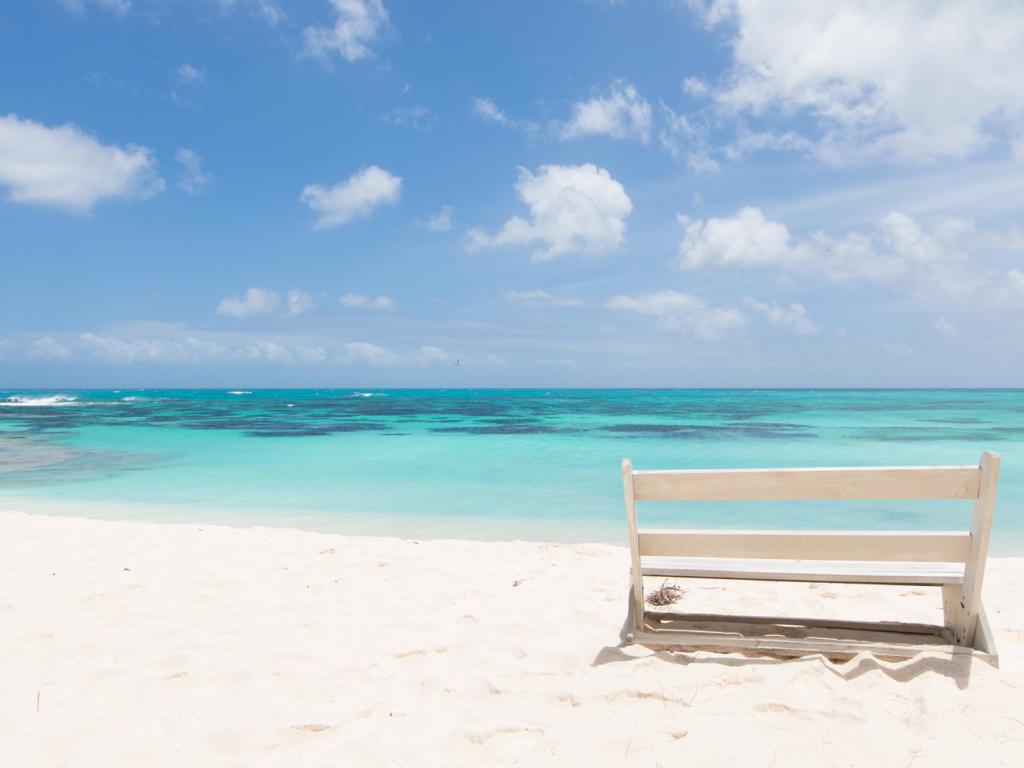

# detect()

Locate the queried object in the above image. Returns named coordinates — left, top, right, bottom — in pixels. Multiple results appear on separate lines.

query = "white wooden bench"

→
left=622, top=452, right=1001, bottom=665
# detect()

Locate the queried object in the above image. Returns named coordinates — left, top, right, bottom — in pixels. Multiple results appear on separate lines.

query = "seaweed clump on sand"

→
left=646, top=581, right=683, bottom=607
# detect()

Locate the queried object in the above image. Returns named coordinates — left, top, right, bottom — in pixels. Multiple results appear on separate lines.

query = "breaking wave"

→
left=1, top=394, right=79, bottom=407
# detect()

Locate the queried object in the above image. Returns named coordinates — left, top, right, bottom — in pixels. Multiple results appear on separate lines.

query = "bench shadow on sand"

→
left=591, top=613, right=985, bottom=690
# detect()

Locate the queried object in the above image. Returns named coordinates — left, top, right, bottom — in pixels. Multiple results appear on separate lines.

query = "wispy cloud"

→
left=26, top=336, right=73, bottom=360
left=61, top=0, right=130, bottom=17
left=78, top=332, right=331, bottom=365
left=287, top=289, right=315, bottom=317
left=170, top=63, right=209, bottom=109
left=743, top=297, right=817, bottom=335
left=475, top=84, right=654, bottom=145
left=340, top=294, right=395, bottom=310
left=175, top=148, right=212, bottom=195
left=176, top=63, right=206, bottom=87
left=304, top=0, right=390, bottom=64
left=382, top=105, right=438, bottom=131
left=472, top=97, right=507, bottom=124
left=933, top=318, right=961, bottom=338
left=558, top=80, right=652, bottom=143
left=6, top=328, right=475, bottom=368
left=419, top=204, right=454, bottom=232
left=218, top=0, right=284, bottom=26
left=607, top=291, right=747, bottom=341
left=216, top=288, right=282, bottom=318
left=505, top=290, right=584, bottom=308
left=471, top=97, right=540, bottom=137
left=658, top=101, right=719, bottom=172
left=338, top=342, right=461, bottom=366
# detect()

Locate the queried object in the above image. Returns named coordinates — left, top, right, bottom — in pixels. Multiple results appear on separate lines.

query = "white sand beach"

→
left=2, top=510, right=1023, bottom=767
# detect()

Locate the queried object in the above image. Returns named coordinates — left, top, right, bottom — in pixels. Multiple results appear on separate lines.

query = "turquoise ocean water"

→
left=1, top=389, right=1022, bottom=552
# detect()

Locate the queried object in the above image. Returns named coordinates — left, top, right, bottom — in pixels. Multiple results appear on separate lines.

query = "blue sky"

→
left=1, top=0, right=1023, bottom=387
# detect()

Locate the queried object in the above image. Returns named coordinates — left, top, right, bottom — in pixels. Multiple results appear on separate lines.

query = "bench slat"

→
left=632, top=465, right=980, bottom=501
left=643, top=611, right=951, bottom=638
left=637, top=529, right=971, bottom=562
left=640, top=556, right=965, bottom=585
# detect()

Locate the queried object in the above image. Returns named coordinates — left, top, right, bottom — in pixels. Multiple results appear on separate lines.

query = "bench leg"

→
left=942, top=584, right=971, bottom=646
left=945, top=451, right=1001, bottom=648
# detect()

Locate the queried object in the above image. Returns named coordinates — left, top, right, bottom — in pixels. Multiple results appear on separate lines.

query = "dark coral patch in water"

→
left=430, top=425, right=571, bottom=435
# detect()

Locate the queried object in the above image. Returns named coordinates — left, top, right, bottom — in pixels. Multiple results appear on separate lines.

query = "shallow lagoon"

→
left=2, top=389, right=1021, bottom=551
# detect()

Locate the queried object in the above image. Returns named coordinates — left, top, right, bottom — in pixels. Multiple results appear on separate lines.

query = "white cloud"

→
left=175, top=148, right=212, bottom=194
left=0, top=114, right=163, bottom=213
left=421, top=204, right=454, bottom=232
left=466, top=163, right=633, bottom=261
left=26, top=336, right=73, bottom=360
left=675, top=206, right=1024, bottom=310
left=287, top=289, right=315, bottom=316
left=607, top=291, right=747, bottom=340
left=743, top=297, right=817, bottom=334
left=559, top=81, right=653, bottom=143
left=676, top=206, right=798, bottom=270
left=696, top=0, right=1024, bottom=163
left=340, top=293, right=395, bottom=310
left=300, top=165, right=401, bottom=229
left=215, top=288, right=315, bottom=318
left=304, top=0, right=389, bottom=63
left=505, top=290, right=584, bottom=308
left=216, top=288, right=281, bottom=318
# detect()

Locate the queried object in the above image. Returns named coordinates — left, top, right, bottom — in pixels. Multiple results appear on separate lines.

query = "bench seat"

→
left=640, top=556, right=965, bottom=585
